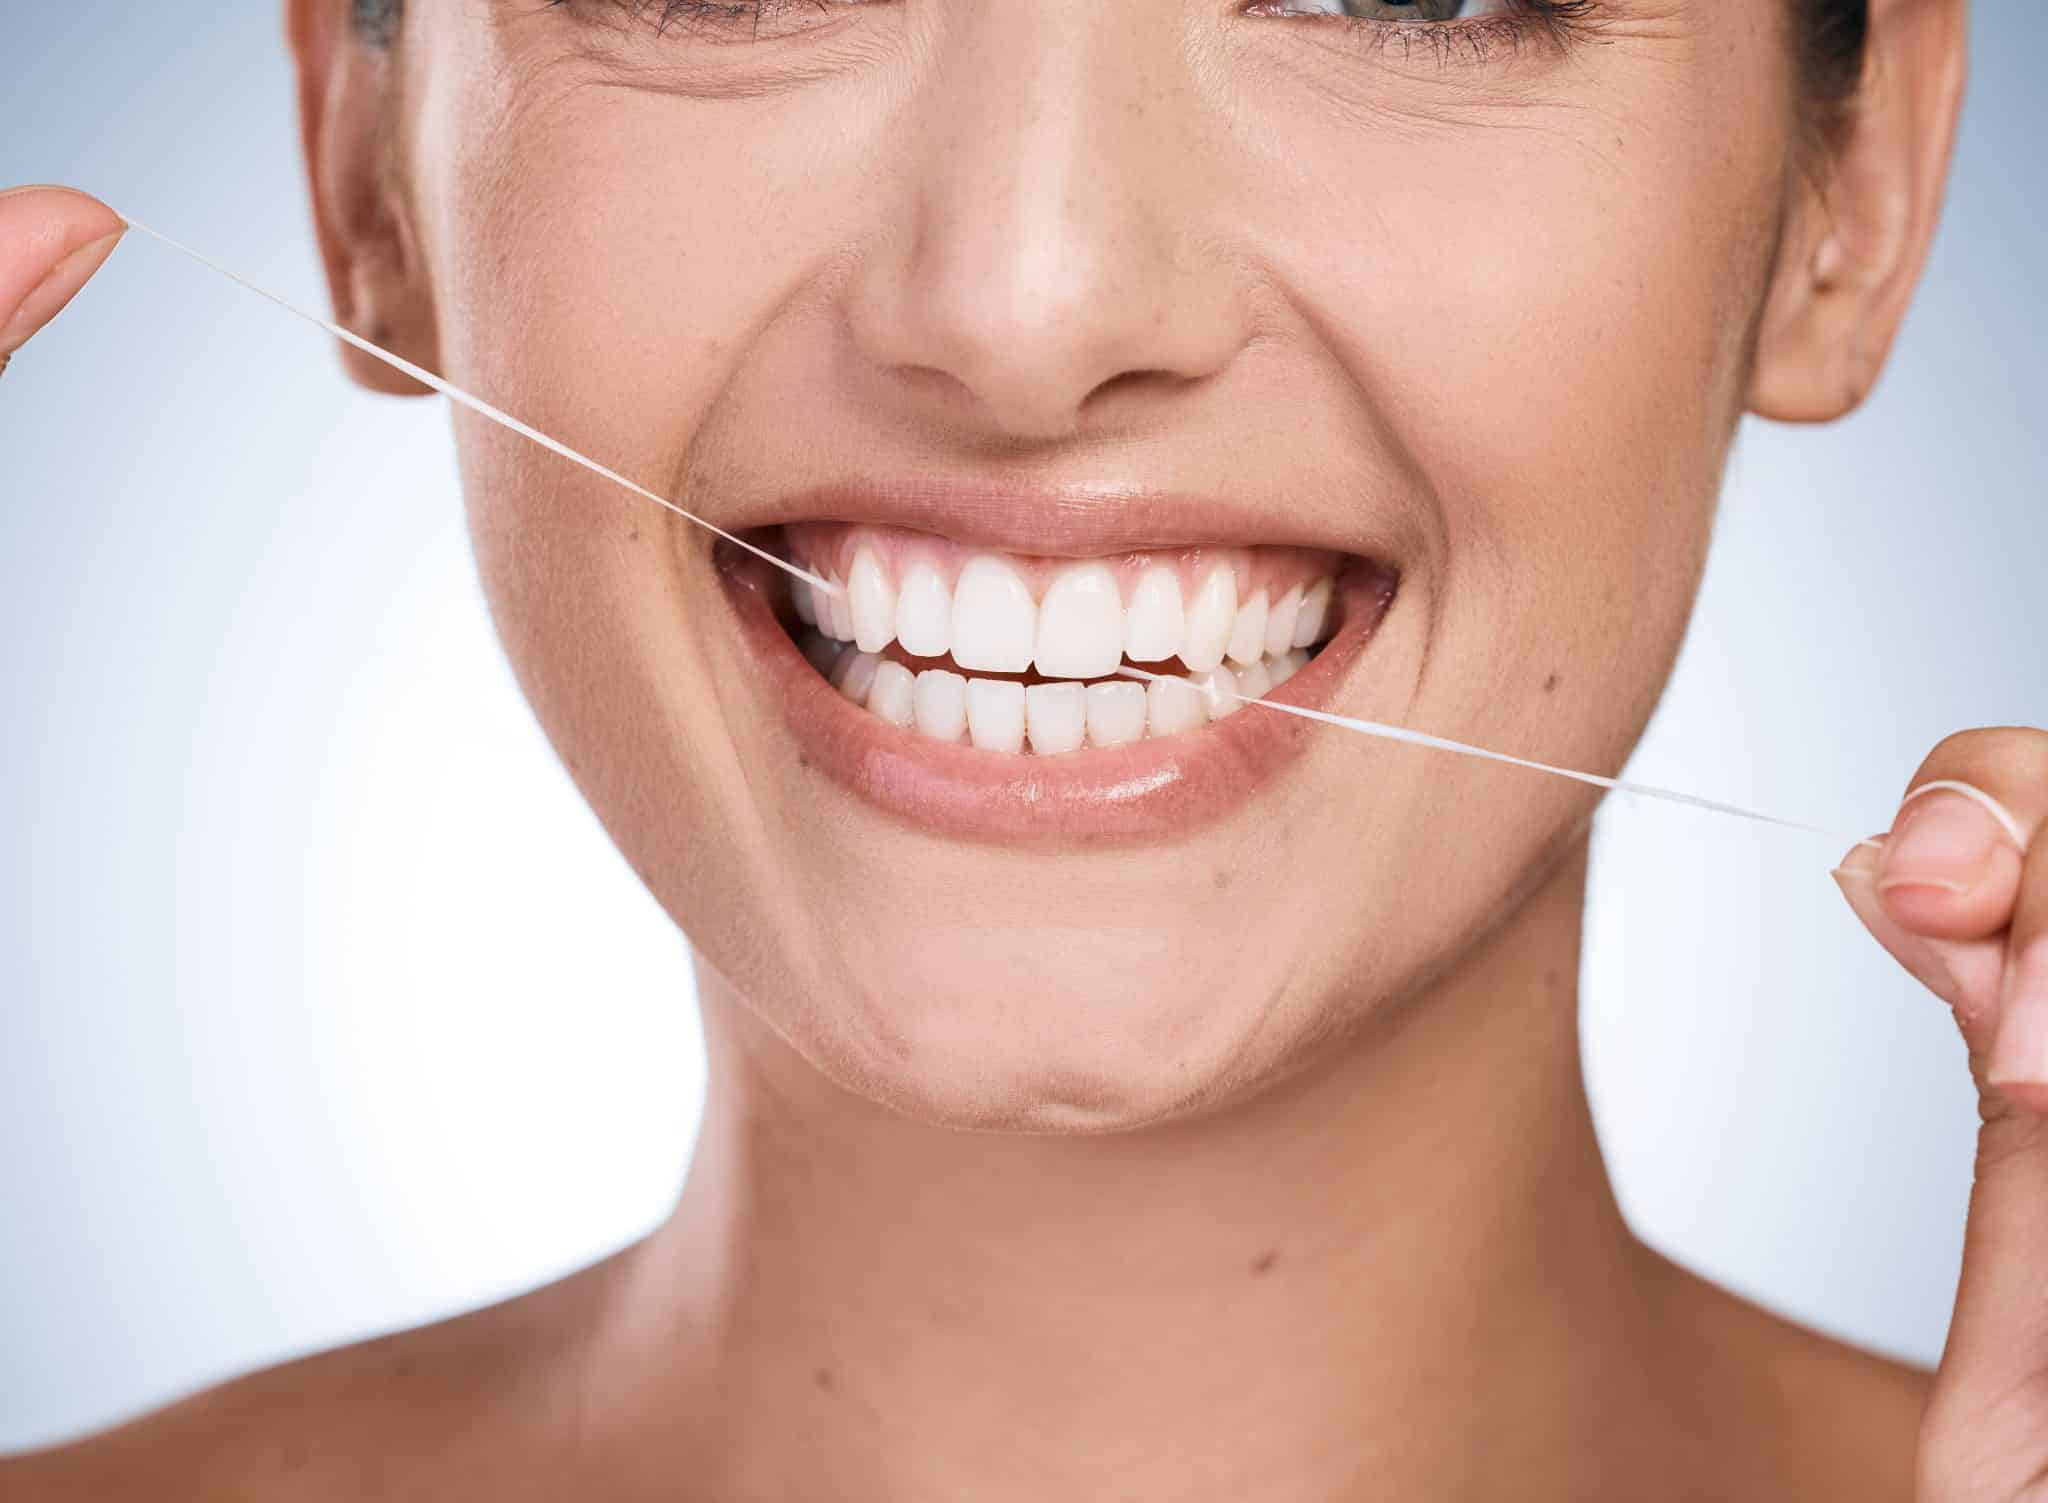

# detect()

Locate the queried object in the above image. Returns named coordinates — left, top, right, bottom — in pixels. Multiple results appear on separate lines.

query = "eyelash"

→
left=551, top=0, right=1604, bottom=59
left=1246, top=2, right=1603, bottom=64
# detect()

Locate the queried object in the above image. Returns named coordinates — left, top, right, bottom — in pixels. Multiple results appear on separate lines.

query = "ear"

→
left=286, top=0, right=436, bottom=397
left=1748, top=0, right=1968, bottom=424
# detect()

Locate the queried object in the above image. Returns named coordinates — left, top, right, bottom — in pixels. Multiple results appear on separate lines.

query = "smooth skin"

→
left=4, top=0, right=2046, bottom=1498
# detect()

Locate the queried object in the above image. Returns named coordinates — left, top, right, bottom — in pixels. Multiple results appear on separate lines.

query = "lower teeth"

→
left=796, top=629, right=1314, bottom=754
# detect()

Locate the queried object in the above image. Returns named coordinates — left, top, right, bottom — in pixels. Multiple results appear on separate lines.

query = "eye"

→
left=1268, top=0, right=1513, bottom=18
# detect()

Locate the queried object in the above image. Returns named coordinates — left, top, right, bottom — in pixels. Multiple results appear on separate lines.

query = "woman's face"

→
left=371, top=0, right=1800, bottom=1129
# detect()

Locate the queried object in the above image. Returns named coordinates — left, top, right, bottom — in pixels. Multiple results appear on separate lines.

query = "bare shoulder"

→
left=1656, top=1253, right=1932, bottom=1502
left=0, top=1252, right=633, bottom=1503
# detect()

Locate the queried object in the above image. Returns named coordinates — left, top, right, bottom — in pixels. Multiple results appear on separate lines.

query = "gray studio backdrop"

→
left=3, top=6, right=2042, bottom=1449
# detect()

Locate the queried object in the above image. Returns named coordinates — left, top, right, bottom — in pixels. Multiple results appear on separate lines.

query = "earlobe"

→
left=1747, top=0, right=1968, bottom=426
left=287, top=0, right=436, bottom=397
left=1748, top=198, right=1882, bottom=424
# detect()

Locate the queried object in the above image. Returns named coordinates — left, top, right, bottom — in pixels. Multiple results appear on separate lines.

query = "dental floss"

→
left=115, top=216, right=1873, bottom=851
left=1111, top=672, right=1874, bottom=849
left=116, top=216, right=842, bottom=599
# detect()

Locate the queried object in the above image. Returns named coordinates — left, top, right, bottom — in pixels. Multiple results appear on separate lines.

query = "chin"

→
left=722, top=898, right=1355, bottom=1135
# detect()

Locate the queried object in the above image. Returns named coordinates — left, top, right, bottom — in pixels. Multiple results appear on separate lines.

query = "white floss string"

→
left=117, top=216, right=840, bottom=599
left=119, top=215, right=1869, bottom=851
left=1115, top=666, right=1869, bottom=846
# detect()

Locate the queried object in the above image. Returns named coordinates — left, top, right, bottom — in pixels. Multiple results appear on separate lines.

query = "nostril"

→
left=1080, top=365, right=1210, bottom=416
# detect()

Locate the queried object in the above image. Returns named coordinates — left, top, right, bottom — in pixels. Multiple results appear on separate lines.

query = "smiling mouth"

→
left=714, top=496, right=1399, bottom=842
left=776, top=522, right=1354, bottom=753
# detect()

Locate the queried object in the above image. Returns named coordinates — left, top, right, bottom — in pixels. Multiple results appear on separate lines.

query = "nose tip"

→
left=843, top=22, right=1251, bottom=446
left=862, top=223, right=1234, bottom=441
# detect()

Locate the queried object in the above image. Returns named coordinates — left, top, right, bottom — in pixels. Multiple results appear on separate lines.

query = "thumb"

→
left=1930, top=794, right=2048, bottom=1431
left=0, top=185, right=127, bottom=370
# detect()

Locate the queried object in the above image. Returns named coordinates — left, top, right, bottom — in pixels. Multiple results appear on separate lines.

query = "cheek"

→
left=386, top=69, right=818, bottom=983
left=405, top=30, right=897, bottom=523
left=1245, top=80, right=1783, bottom=769
left=1186, top=64, right=1791, bottom=1021
left=425, top=115, right=800, bottom=467
left=397, top=54, right=888, bottom=864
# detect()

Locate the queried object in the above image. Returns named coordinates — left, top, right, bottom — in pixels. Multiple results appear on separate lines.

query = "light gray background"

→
left=3, top=5, right=2041, bottom=1450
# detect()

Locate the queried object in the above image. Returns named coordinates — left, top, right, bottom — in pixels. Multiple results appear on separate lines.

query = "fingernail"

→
left=1988, top=940, right=2048, bottom=1090
left=1831, top=835, right=1887, bottom=883
left=1877, top=786, right=2011, bottom=898
left=0, top=229, right=123, bottom=355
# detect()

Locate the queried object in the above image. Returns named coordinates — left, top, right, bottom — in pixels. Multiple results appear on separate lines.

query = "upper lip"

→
left=738, top=475, right=1396, bottom=561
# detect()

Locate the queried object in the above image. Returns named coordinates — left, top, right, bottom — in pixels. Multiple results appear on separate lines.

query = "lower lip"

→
left=716, top=551, right=1398, bottom=845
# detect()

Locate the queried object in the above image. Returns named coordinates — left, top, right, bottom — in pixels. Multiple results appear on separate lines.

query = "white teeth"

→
left=822, top=577, right=857, bottom=644
left=1195, top=664, right=1241, bottom=719
left=797, top=626, right=1318, bottom=751
left=1182, top=566, right=1236, bottom=673
left=792, top=544, right=1342, bottom=755
left=1034, top=562, right=1124, bottom=679
left=801, top=632, right=845, bottom=677
left=896, top=560, right=952, bottom=659
left=1264, top=583, right=1302, bottom=658
left=1293, top=578, right=1332, bottom=648
left=952, top=555, right=1037, bottom=673
left=1146, top=674, right=1206, bottom=737
left=913, top=668, right=968, bottom=742
left=867, top=661, right=916, bottom=727
left=1122, top=567, right=1185, bottom=664
left=836, top=650, right=881, bottom=704
left=798, top=541, right=1336, bottom=682
left=1085, top=681, right=1148, bottom=748
left=848, top=547, right=898, bottom=654
left=1226, top=590, right=1268, bottom=666
left=1024, top=681, right=1087, bottom=755
left=965, top=677, right=1026, bottom=752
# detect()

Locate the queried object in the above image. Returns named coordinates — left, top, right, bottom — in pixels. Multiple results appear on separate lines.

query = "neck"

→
left=611, top=837, right=1676, bottom=1500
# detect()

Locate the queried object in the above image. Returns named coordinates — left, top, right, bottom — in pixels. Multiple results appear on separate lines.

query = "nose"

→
left=845, top=6, right=1252, bottom=444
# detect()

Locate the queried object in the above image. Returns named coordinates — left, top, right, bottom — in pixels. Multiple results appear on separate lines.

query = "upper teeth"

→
left=797, top=550, right=1336, bottom=677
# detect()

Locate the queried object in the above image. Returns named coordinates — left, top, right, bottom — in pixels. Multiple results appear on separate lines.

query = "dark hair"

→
left=349, top=1, right=1870, bottom=128
left=1794, top=0, right=1871, bottom=137
left=352, top=0, right=400, bottom=48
